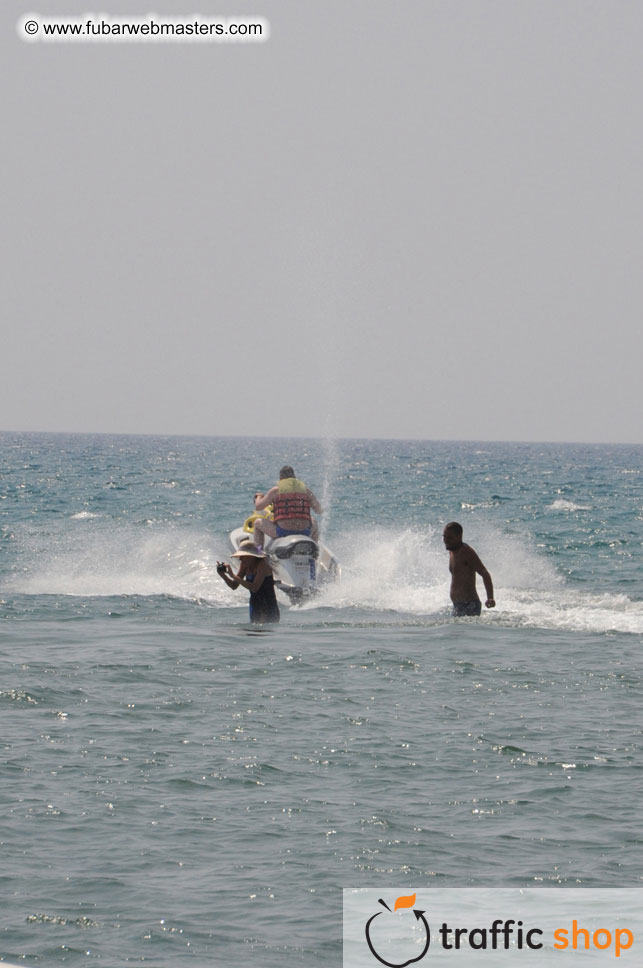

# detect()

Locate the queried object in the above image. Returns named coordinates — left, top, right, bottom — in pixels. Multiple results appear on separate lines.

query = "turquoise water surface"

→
left=1, top=434, right=642, bottom=966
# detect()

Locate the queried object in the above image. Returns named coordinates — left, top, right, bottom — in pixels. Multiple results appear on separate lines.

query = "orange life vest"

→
left=272, top=477, right=312, bottom=523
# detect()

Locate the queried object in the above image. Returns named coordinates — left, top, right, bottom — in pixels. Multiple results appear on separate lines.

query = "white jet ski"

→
left=229, top=509, right=340, bottom=604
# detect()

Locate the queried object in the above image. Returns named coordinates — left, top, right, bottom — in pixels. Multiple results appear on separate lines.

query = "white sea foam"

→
left=7, top=521, right=643, bottom=634
left=498, top=590, right=643, bottom=634
left=306, top=525, right=643, bottom=635
left=8, top=525, right=235, bottom=605
left=308, top=526, right=447, bottom=614
left=548, top=499, right=591, bottom=512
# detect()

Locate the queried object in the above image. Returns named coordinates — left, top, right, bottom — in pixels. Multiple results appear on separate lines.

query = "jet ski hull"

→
left=229, top=527, right=340, bottom=603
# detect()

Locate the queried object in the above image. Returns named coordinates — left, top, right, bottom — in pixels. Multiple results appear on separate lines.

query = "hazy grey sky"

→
left=4, top=0, right=642, bottom=442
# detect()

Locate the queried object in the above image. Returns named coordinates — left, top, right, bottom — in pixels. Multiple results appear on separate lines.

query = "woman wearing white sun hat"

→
left=217, top=541, right=280, bottom=624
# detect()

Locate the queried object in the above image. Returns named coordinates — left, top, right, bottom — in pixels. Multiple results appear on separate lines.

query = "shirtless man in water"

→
left=443, top=521, right=496, bottom=617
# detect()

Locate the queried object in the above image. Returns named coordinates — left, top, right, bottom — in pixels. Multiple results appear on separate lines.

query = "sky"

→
left=3, top=0, right=643, bottom=443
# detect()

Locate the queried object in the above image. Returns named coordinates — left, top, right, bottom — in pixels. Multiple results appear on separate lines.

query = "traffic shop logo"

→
left=361, top=895, right=636, bottom=963
left=365, top=894, right=430, bottom=967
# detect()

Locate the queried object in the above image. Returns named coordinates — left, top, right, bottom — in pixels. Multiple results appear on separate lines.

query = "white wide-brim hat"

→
left=231, top=541, right=266, bottom=559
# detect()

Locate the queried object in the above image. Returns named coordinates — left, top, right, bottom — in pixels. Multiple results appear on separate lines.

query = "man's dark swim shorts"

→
left=452, top=600, right=482, bottom=617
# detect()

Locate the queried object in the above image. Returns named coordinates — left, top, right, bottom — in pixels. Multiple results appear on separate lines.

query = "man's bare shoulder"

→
left=458, top=543, right=481, bottom=564
left=462, top=543, right=490, bottom=574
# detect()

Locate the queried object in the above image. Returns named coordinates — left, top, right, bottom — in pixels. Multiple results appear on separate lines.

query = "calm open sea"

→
left=1, top=433, right=642, bottom=966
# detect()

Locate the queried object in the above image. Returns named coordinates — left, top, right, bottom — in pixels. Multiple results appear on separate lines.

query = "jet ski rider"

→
left=252, top=465, right=322, bottom=551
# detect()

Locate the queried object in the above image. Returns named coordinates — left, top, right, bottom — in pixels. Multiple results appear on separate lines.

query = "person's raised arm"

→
left=473, top=553, right=495, bottom=608
left=307, top=488, right=322, bottom=514
left=218, top=563, right=240, bottom=590
left=255, top=487, right=277, bottom=511
left=234, top=561, right=269, bottom=593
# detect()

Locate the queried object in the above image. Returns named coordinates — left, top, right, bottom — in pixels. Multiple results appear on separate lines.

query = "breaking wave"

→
left=5, top=521, right=643, bottom=634
left=548, top=499, right=592, bottom=512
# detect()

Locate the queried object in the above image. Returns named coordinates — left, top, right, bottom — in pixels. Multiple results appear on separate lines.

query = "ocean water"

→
left=1, top=433, right=642, bottom=967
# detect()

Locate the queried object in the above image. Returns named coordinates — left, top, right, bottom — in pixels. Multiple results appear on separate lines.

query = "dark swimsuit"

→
left=452, top=600, right=482, bottom=617
left=246, top=572, right=280, bottom=624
